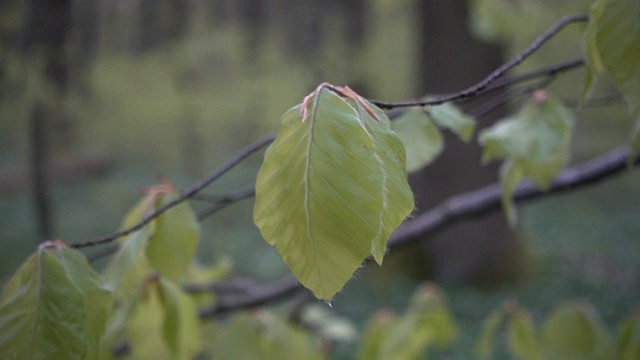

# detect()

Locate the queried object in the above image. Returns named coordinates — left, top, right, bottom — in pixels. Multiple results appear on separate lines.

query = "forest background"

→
left=0, top=0, right=638, bottom=358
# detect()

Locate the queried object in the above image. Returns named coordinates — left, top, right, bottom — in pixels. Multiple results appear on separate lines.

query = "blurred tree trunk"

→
left=24, top=0, right=73, bottom=239
left=404, top=0, right=521, bottom=284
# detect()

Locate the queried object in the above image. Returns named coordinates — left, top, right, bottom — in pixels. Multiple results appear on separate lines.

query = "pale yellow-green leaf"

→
left=0, top=242, right=112, bottom=359
left=428, top=102, right=475, bottom=142
left=158, top=278, right=202, bottom=359
left=541, top=301, right=611, bottom=359
left=507, top=306, right=540, bottom=360
left=146, top=192, right=201, bottom=281
left=254, top=86, right=414, bottom=300
left=476, top=309, right=505, bottom=360
left=125, top=280, right=171, bottom=360
left=393, top=108, right=443, bottom=172
left=479, top=92, right=574, bottom=225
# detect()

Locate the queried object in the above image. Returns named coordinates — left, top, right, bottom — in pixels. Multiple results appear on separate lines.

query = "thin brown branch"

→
left=196, top=185, right=256, bottom=221
left=372, top=14, right=589, bottom=109
left=70, top=133, right=276, bottom=249
left=199, top=146, right=638, bottom=316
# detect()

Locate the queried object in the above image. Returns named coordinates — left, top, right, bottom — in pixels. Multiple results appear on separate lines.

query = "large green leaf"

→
left=589, top=0, right=640, bottom=110
left=541, top=301, right=611, bottom=359
left=479, top=91, right=574, bottom=224
left=254, top=85, right=414, bottom=300
left=393, top=108, right=443, bottom=172
left=102, top=227, right=152, bottom=295
left=0, top=241, right=112, bottom=359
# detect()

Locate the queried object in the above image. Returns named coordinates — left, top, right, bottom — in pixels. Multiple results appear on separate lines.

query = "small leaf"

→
left=357, top=283, right=457, bottom=360
left=476, top=309, right=505, bottom=360
left=158, top=278, right=202, bottom=359
left=147, top=191, right=201, bottom=281
left=541, top=301, right=611, bottom=359
left=591, top=0, right=640, bottom=110
left=0, top=241, right=112, bottom=359
left=125, top=279, right=170, bottom=359
left=102, top=228, right=152, bottom=295
left=479, top=91, right=574, bottom=225
left=507, top=304, right=540, bottom=360
left=210, top=312, right=325, bottom=360
left=428, top=102, right=476, bottom=142
left=393, top=108, right=443, bottom=172
left=254, top=84, right=414, bottom=300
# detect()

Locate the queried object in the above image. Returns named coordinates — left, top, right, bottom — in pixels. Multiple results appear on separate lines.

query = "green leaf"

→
left=590, top=0, right=640, bottom=110
left=479, top=91, right=574, bottom=225
left=507, top=305, right=540, bottom=360
left=583, top=0, right=606, bottom=102
left=357, top=310, right=395, bottom=360
left=0, top=241, right=112, bottom=359
left=158, top=278, right=202, bottom=359
left=146, top=191, right=201, bottom=281
left=393, top=108, right=444, bottom=172
left=125, top=279, right=171, bottom=359
left=357, top=284, right=457, bottom=360
left=616, top=315, right=640, bottom=360
left=476, top=309, right=505, bottom=360
left=102, top=227, right=152, bottom=295
left=254, top=85, right=414, bottom=300
left=541, top=301, right=611, bottom=359
left=428, top=103, right=476, bottom=142
left=210, top=312, right=325, bottom=360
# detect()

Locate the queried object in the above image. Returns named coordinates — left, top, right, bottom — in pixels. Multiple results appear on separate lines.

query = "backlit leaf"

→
left=254, top=85, right=414, bottom=300
left=393, top=108, right=443, bottom=172
left=428, top=102, right=476, bottom=142
left=0, top=241, right=112, bottom=359
left=102, top=227, right=152, bottom=295
left=479, top=91, right=574, bottom=224
left=541, top=301, right=611, bottom=359
left=125, top=278, right=170, bottom=359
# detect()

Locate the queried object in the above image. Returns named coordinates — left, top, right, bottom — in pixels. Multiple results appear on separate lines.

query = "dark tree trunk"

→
left=407, top=0, right=521, bottom=284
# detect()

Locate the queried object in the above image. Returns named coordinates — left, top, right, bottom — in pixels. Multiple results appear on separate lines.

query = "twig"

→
left=70, top=133, right=276, bottom=249
left=199, top=146, right=638, bottom=316
left=372, top=14, right=589, bottom=109
left=196, top=185, right=256, bottom=221
left=388, top=146, right=638, bottom=249
left=199, top=276, right=301, bottom=318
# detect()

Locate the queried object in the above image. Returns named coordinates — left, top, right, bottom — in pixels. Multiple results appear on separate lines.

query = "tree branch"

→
left=199, top=146, right=638, bottom=316
left=70, top=133, right=276, bottom=249
left=372, top=14, right=589, bottom=109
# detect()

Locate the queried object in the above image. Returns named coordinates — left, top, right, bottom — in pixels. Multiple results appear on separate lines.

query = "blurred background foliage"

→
left=0, top=0, right=638, bottom=358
